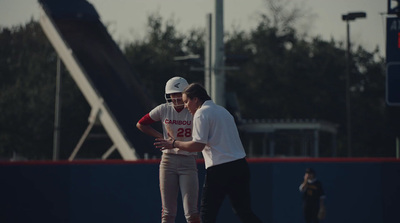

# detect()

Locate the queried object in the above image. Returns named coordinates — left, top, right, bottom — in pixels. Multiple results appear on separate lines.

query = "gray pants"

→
left=160, top=153, right=200, bottom=223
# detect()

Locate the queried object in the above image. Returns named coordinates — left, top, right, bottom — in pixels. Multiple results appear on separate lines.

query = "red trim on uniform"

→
left=175, top=107, right=184, bottom=112
left=138, top=113, right=156, bottom=125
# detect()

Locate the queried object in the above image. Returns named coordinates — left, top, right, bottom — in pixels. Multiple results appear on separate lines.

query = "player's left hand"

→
left=154, top=138, right=173, bottom=150
left=318, top=206, right=326, bottom=220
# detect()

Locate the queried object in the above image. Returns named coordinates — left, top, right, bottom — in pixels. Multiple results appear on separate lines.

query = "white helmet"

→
left=165, top=76, right=188, bottom=94
left=165, top=76, right=188, bottom=106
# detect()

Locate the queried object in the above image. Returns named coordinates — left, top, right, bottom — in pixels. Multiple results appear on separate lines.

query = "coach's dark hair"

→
left=183, top=83, right=211, bottom=102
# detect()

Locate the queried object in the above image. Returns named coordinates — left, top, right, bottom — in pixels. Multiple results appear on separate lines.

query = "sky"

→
left=0, top=0, right=389, bottom=56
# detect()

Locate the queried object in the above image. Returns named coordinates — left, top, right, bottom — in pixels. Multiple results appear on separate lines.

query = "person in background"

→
left=155, top=83, right=262, bottom=223
left=299, top=168, right=326, bottom=223
left=136, top=77, right=200, bottom=223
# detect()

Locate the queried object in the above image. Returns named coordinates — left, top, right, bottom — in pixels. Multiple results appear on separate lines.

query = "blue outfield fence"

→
left=0, top=158, right=399, bottom=223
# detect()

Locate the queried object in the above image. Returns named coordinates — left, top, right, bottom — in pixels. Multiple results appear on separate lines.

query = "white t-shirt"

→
left=149, top=103, right=196, bottom=156
left=191, top=100, right=246, bottom=168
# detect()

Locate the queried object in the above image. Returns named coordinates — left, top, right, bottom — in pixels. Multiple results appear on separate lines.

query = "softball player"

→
left=136, top=77, right=200, bottom=223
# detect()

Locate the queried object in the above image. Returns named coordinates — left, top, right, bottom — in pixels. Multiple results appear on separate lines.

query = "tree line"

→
left=0, top=9, right=398, bottom=160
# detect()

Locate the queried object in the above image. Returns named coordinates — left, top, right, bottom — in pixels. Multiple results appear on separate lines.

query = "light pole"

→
left=341, top=12, right=366, bottom=157
left=53, top=56, right=62, bottom=161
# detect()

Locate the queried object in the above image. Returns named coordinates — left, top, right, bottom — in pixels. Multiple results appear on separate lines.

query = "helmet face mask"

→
left=165, top=93, right=184, bottom=107
left=165, top=76, right=188, bottom=107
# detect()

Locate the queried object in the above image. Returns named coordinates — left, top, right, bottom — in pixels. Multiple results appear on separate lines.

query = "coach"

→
left=155, top=83, right=262, bottom=223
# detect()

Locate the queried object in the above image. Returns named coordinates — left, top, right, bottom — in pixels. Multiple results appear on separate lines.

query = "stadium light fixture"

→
left=341, top=11, right=366, bottom=157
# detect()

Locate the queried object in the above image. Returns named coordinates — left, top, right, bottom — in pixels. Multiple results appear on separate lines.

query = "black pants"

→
left=304, top=203, right=319, bottom=223
left=200, top=158, right=262, bottom=223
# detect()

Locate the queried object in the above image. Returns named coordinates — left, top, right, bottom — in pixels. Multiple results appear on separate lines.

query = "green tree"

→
left=349, top=46, right=388, bottom=156
left=0, top=21, right=90, bottom=159
left=0, top=21, right=56, bottom=159
left=124, top=12, right=191, bottom=104
left=222, top=14, right=388, bottom=156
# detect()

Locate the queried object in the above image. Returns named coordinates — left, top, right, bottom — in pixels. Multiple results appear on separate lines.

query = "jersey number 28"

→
left=177, top=128, right=191, bottom=137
